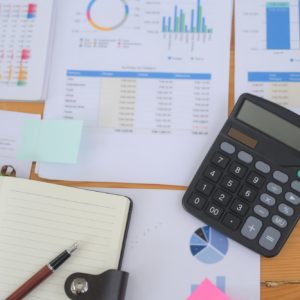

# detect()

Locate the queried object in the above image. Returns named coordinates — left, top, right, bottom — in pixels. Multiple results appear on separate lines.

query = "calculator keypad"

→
left=223, top=213, right=241, bottom=230
left=291, top=180, right=300, bottom=193
left=247, top=172, right=265, bottom=188
left=204, top=166, right=222, bottom=182
left=196, top=180, right=214, bottom=196
left=212, top=152, right=230, bottom=169
left=205, top=203, right=223, bottom=219
left=229, top=162, right=247, bottom=178
left=188, top=194, right=207, bottom=211
left=260, top=193, right=275, bottom=206
left=239, top=185, right=257, bottom=202
left=213, top=189, right=231, bottom=207
left=285, top=192, right=300, bottom=205
left=221, top=176, right=239, bottom=192
left=231, top=199, right=248, bottom=216
left=267, top=182, right=282, bottom=195
left=241, top=216, right=263, bottom=240
left=183, top=138, right=300, bottom=257
left=272, top=215, right=287, bottom=228
left=259, top=227, right=281, bottom=251
left=273, top=171, right=289, bottom=184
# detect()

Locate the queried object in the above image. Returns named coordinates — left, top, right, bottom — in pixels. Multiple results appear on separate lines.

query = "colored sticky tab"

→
left=17, top=119, right=83, bottom=164
left=187, top=279, right=231, bottom=300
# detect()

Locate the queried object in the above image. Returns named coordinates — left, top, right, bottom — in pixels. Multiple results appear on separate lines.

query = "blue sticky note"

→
left=17, top=119, right=83, bottom=164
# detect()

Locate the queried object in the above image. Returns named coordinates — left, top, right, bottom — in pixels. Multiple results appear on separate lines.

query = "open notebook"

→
left=0, top=177, right=132, bottom=299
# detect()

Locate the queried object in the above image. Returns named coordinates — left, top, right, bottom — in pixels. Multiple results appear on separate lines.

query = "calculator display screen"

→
left=237, top=100, right=300, bottom=152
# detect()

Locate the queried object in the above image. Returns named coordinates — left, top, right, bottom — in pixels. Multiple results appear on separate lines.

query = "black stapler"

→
left=64, top=269, right=129, bottom=300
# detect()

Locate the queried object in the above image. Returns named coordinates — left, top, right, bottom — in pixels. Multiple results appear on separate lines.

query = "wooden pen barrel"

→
left=5, top=265, right=52, bottom=300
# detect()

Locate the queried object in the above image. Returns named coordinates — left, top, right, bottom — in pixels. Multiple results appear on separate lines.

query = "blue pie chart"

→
left=190, top=226, right=229, bottom=264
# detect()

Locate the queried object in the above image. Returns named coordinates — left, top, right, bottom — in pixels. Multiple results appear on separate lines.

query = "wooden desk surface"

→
left=1, top=20, right=299, bottom=300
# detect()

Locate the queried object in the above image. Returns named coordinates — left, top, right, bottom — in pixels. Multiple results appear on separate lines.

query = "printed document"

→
left=236, top=0, right=300, bottom=114
left=96, top=188, right=260, bottom=300
left=39, top=0, right=233, bottom=185
left=0, top=110, right=40, bottom=178
left=0, top=0, right=55, bottom=101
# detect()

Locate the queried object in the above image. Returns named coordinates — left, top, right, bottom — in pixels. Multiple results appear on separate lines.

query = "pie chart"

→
left=87, top=0, right=129, bottom=31
left=190, top=226, right=229, bottom=264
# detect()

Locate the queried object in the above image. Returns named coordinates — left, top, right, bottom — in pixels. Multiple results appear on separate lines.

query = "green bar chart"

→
left=162, top=0, right=213, bottom=34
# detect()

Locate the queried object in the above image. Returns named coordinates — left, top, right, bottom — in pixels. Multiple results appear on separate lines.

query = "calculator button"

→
left=229, top=162, right=247, bottom=179
left=204, top=166, right=222, bottom=183
left=254, top=205, right=269, bottom=218
left=273, top=171, right=289, bottom=184
left=267, top=182, right=282, bottom=195
left=231, top=199, right=249, bottom=216
left=291, top=180, right=300, bottom=193
left=223, top=213, right=241, bottom=230
left=259, top=227, right=281, bottom=251
left=238, top=151, right=253, bottom=164
left=221, top=176, right=239, bottom=192
left=213, top=189, right=232, bottom=207
left=285, top=192, right=300, bottom=205
left=241, top=216, right=263, bottom=240
left=211, top=152, right=230, bottom=169
left=272, top=215, right=288, bottom=229
left=239, top=185, right=257, bottom=202
left=278, top=203, right=294, bottom=217
left=260, top=193, right=276, bottom=206
left=247, top=172, right=265, bottom=188
left=196, top=180, right=214, bottom=196
left=188, top=194, right=207, bottom=211
left=205, top=203, right=223, bottom=219
left=255, top=161, right=271, bottom=174
left=220, top=142, right=235, bottom=154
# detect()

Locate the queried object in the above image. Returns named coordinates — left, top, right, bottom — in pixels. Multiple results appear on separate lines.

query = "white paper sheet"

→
left=38, top=0, right=233, bottom=185
left=0, top=110, right=40, bottom=178
left=235, top=0, right=300, bottom=115
left=95, top=188, right=261, bottom=300
left=0, top=0, right=55, bottom=101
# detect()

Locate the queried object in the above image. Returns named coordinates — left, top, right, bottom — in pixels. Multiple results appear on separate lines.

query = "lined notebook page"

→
left=0, top=177, right=130, bottom=299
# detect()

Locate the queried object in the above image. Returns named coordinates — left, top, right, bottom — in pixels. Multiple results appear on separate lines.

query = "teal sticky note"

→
left=17, top=119, right=83, bottom=164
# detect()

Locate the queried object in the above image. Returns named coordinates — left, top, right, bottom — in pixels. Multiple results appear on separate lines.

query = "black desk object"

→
left=65, top=270, right=129, bottom=300
left=183, top=93, right=300, bottom=257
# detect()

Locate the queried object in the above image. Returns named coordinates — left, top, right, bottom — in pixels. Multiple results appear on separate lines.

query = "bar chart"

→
left=162, top=0, right=213, bottom=34
left=191, top=276, right=226, bottom=293
left=266, top=2, right=290, bottom=49
left=235, top=0, right=300, bottom=115
left=265, top=1, right=300, bottom=50
left=0, top=3, right=36, bottom=87
left=161, top=0, right=214, bottom=52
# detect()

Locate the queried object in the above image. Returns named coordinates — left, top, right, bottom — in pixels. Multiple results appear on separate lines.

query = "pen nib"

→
left=68, top=242, right=79, bottom=254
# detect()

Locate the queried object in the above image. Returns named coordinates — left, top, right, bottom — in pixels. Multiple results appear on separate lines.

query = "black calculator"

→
left=182, top=93, right=300, bottom=257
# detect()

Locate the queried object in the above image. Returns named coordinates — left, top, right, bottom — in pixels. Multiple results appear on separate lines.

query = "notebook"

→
left=0, top=177, right=132, bottom=299
left=0, top=0, right=55, bottom=101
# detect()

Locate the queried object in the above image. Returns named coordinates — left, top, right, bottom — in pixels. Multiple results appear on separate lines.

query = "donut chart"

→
left=87, top=0, right=129, bottom=31
left=190, top=226, right=229, bottom=264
